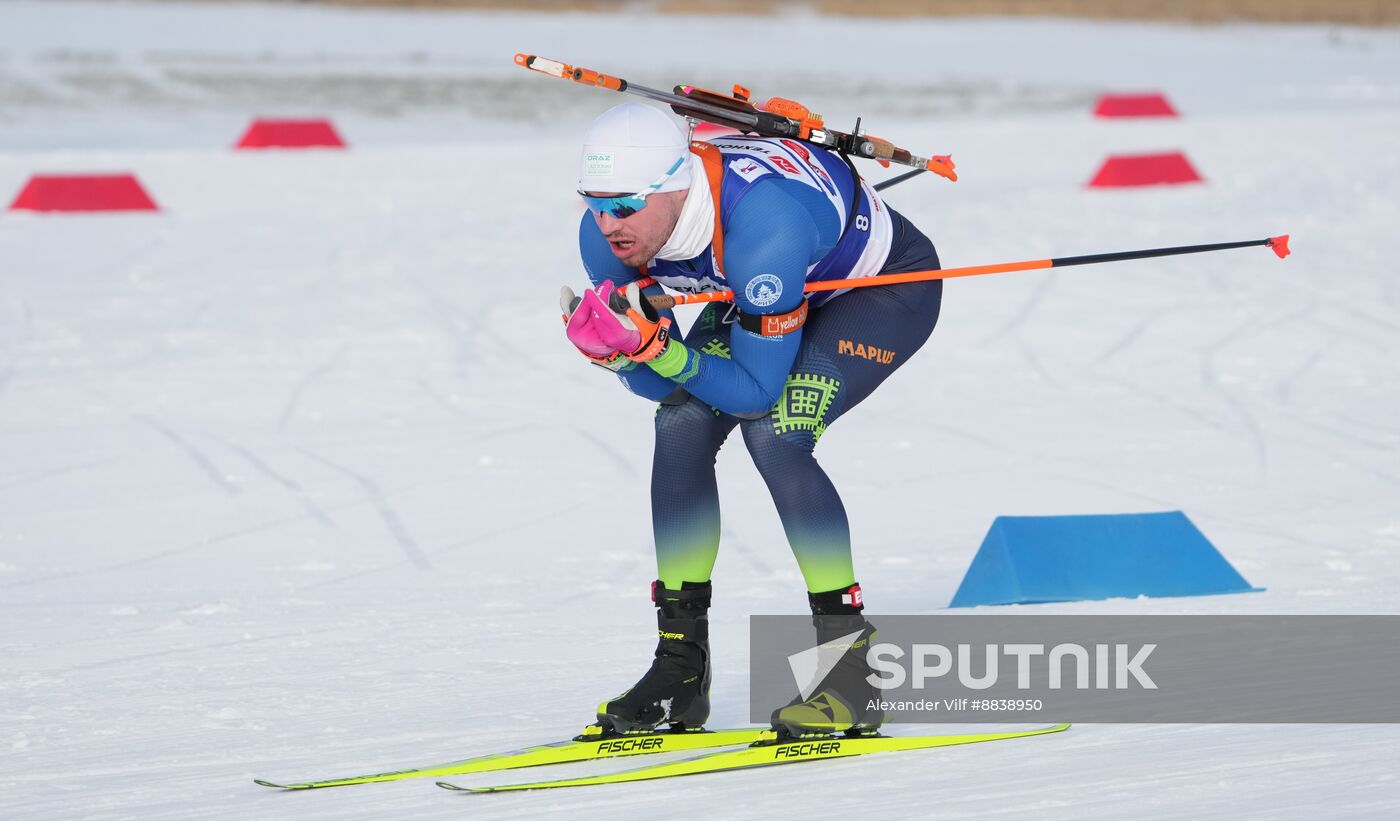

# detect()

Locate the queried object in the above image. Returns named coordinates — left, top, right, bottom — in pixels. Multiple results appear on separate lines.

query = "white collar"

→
left=654, top=154, right=715, bottom=262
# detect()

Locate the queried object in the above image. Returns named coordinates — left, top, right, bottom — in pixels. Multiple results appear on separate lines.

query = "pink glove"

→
left=561, top=281, right=642, bottom=358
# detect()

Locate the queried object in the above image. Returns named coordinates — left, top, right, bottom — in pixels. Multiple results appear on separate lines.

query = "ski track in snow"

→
left=276, top=345, right=347, bottom=433
left=291, top=446, right=434, bottom=571
left=2, top=2, right=1399, bottom=819
left=0, top=454, right=122, bottom=491
left=137, top=413, right=243, bottom=496
left=209, top=434, right=339, bottom=528
left=1196, top=311, right=1270, bottom=476
left=980, top=268, right=1060, bottom=345
left=1087, top=299, right=1187, bottom=367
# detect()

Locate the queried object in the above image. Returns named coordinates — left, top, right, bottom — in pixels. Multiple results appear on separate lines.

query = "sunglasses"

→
left=579, top=155, right=686, bottom=219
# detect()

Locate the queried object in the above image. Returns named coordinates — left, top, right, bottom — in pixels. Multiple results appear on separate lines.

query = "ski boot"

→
left=771, top=583, right=885, bottom=738
left=595, top=580, right=713, bottom=735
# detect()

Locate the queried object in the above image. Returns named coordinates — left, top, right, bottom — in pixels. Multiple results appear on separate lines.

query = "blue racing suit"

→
left=577, top=136, right=942, bottom=596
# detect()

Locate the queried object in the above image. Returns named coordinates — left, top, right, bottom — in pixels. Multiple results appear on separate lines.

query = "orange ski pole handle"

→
left=638, top=235, right=1290, bottom=311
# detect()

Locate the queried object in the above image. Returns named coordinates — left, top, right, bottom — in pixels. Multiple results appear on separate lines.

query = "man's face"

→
left=587, top=189, right=687, bottom=268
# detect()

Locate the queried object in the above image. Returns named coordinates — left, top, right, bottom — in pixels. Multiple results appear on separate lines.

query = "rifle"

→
left=514, top=53, right=957, bottom=183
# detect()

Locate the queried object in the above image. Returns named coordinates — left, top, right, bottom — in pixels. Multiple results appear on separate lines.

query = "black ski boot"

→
left=596, top=580, right=712, bottom=734
left=771, top=583, right=885, bottom=737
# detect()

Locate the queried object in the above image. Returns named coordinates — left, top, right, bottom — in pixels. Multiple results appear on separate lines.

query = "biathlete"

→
left=560, top=102, right=943, bottom=737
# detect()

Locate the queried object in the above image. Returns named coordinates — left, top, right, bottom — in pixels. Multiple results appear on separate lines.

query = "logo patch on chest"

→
left=729, top=158, right=771, bottom=183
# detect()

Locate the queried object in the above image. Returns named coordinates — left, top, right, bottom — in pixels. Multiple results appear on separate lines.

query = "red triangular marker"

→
left=1094, top=93, right=1179, bottom=118
left=9, top=174, right=159, bottom=212
left=1088, top=152, right=1203, bottom=188
left=235, top=119, right=346, bottom=149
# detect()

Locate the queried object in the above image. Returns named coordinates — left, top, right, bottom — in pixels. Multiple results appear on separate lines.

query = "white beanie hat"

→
left=579, top=102, right=691, bottom=194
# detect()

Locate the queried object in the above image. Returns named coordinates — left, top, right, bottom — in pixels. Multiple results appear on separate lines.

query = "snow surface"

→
left=2, top=1, right=1399, bottom=818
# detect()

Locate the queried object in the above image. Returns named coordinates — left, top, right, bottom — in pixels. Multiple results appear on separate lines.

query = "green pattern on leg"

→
left=772, top=374, right=841, bottom=444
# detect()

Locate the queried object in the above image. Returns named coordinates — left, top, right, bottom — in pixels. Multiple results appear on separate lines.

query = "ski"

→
left=254, top=725, right=775, bottom=790
left=437, top=722, right=1070, bottom=792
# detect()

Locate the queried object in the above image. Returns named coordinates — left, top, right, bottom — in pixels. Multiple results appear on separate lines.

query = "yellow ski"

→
left=437, top=723, right=1070, bottom=792
left=254, top=726, right=774, bottom=790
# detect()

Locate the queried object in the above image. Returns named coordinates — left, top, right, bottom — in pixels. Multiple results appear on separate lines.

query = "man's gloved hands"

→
left=561, top=280, right=636, bottom=364
left=560, top=280, right=672, bottom=367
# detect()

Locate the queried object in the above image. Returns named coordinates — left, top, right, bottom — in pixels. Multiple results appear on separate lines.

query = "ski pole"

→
left=873, top=168, right=926, bottom=192
left=631, top=235, right=1290, bottom=310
